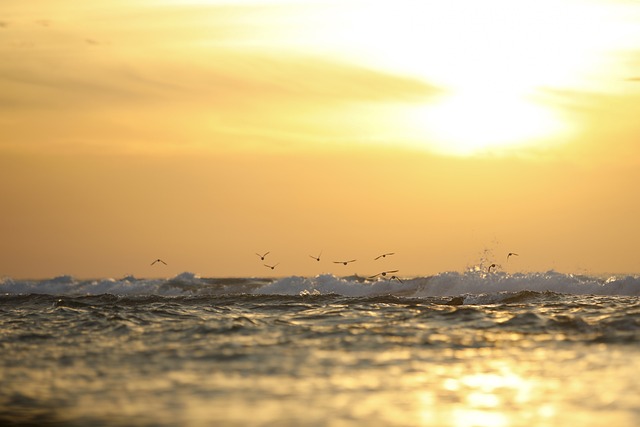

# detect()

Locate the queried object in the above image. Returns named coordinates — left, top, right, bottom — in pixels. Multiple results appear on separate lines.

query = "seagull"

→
left=256, top=251, right=270, bottom=261
left=389, top=275, right=403, bottom=284
left=264, top=263, right=279, bottom=270
left=507, top=252, right=519, bottom=261
left=151, top=259, right=167, bottom=266
left=487, top=263, right=496, bottom=273
left=309, top=251, right=322, bottom=262
left=333, top=259, right=357, bottom=265
left=374, top=252, right=395, bottom=260
left=368, top=269, right=399, bottom=278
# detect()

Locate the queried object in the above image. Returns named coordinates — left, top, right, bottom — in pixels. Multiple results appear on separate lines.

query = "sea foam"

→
left=2, top=270, right=638, bottom=297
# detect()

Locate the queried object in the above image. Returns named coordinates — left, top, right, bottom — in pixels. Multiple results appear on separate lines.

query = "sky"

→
left=1, top=0, right=640, bottom=279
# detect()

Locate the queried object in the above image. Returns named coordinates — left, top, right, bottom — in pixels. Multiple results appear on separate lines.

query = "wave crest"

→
left=1, top=270, right=638, bottom=297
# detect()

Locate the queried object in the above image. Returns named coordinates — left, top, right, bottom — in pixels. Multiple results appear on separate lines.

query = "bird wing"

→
left=375, top=253, right=394, bottom=260
left=386, top=270, right=399, bottom=274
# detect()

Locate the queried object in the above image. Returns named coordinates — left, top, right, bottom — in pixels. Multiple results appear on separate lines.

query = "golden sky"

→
left=1, top=0, right=640, bottom=278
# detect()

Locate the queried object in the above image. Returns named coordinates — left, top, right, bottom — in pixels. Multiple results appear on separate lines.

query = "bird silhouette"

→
left=309, top=251, right=322, bottom=262
left=507, top=252, right=519, bottom=261
left=389, top=275, right=403, bottom=284
left=374, top=252, right=395, bottom=260
left=333, top=259, right=356, bottom=265
left=151, top=259, right=167, bottom=266
left=264, top=263, right=279, bottom=270
left=256, top=252, right=270, bottom=261
left=368, top=269, right=399, bottom=279
left=487, top=263, right=496, bottom=273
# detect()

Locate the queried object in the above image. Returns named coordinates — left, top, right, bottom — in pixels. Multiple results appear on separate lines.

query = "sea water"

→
left=1, top=271, right=639, bottom=426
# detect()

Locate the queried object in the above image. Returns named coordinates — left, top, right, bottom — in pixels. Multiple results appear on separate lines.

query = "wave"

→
left=1, top=270, right=639, bottom=298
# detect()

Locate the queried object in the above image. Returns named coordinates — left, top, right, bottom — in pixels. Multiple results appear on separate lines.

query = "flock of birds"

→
left=257, top=250, right=404, bottom=282
left=150, top=251, right=520, bottom=283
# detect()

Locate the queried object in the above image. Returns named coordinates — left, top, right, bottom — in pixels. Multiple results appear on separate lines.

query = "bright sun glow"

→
left=411, top=91, right=570, bottom=156
left=281, top=0, right=638, bottom=155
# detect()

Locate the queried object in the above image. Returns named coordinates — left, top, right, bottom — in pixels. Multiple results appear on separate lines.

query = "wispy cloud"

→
left=3, top=0, right=637, bottom=158
left=0, top=49, right=438, bottom=110
left=0, top=1, right=440, bottom=155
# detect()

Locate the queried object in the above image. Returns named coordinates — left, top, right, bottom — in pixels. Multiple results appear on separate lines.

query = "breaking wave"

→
left=1, top=270, right=638, bottom=299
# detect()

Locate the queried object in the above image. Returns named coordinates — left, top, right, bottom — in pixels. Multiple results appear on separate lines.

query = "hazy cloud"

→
left=0, top=47, right=440, bottom=112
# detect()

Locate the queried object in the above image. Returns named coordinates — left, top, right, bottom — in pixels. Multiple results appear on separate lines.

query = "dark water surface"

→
left=1, top=289, right=639, bottom=426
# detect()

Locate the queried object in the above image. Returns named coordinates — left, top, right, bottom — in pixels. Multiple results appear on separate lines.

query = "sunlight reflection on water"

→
left=1, top=293, right=639, bottom=426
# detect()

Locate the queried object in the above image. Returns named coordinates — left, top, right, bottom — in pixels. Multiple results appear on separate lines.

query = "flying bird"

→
left=487, top=263, right=496, bottom=273
left=389, top=275, right=403, bottom=284
left=151, top=259, right=167, bottom=266
left=507, top=252, right=519, bottom=261
left=333, top=259, right=357, bottom=265
left=374, top=252, right=395, bottom=260
left=264, top=263, right=279, bottom=270
left=368, top=269, right=399, bottom=278
left=309, top=251, right=322, bottom=262
left=256, top=252, right=270, bottom=261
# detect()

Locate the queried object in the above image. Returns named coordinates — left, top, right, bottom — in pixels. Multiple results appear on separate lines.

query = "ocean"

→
left=1, top=271, right=639, bottom=426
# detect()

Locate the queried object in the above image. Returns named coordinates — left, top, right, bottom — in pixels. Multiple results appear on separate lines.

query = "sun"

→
left=409, top=90, right=569, bottom=156
left=335, top=0, right=620, bottom=156
left=289, top=0, right=635, bottom=156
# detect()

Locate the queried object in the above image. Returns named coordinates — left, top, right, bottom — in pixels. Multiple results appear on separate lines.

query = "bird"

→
left=333, top=259, right=357, bottom=265
left=507, top=252, right=519, bottom=261
left=309, top=251, right=322, bottom=262
left=151, top=259, right=167, bottom=266
left=389, top=275, right=403, bottom=284
left=264, top=263, right=279, bottom=270
left=256, top=252, right=270, bottom=261
left=487, top=263, right=496, bottom=273
left=368, top=269, right=399, bottom=279
left=374, top=252, right=395, bottom=260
